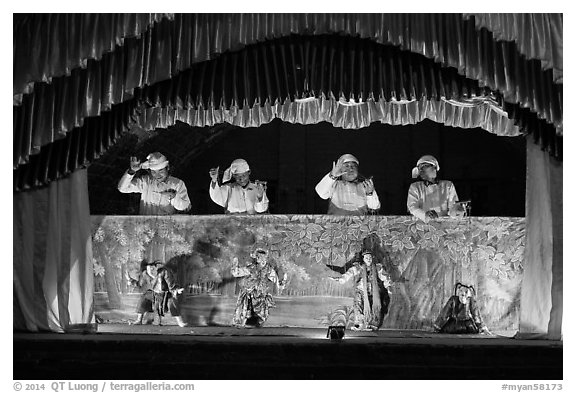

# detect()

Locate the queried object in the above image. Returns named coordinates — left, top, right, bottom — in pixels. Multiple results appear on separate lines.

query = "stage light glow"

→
left=326, top=325, right=345, bottom=340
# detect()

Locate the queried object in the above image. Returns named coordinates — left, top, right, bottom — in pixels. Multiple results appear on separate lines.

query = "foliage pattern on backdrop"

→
left=92, top=215, right=524, bottom=330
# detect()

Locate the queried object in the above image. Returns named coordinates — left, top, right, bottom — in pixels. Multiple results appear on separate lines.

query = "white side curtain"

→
left=13, top=169, right=94, bottom=332
left=519, top=140, right=562, bottom=339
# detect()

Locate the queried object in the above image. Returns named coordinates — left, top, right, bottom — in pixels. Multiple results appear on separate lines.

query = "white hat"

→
left=222, top=158, right=251, bottom=182
left=141, top=152, right=169, bottom=170
left=411, top=155, right=440, bottom=178
left=338, top=154, right=359, bottom=165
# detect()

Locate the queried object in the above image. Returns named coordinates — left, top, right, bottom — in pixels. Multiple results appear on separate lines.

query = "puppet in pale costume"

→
left=231, top=247, right=286, bottom=328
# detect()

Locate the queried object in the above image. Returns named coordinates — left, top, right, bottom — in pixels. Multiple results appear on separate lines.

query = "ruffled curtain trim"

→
left=137, top=94, right=521, bottom=136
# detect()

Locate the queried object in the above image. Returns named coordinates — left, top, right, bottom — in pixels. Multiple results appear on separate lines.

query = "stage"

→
left=14, top=325, right=562, bottom=380
left=41, top=214, right=558, bottom=380
left=12, top=14, right=563, bottom=385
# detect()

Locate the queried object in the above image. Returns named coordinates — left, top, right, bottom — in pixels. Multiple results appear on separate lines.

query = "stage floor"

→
left=14, top=325, right=562, bottom=380
left=96, top=323, right=520, bottom=339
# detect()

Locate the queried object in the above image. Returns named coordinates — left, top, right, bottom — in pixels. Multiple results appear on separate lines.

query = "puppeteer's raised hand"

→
left=363, top=178, right=375, bottom=195
left=209, top=166, right=220, bottom=182
left=330, top=160, right=346, bottom=178
left=255, top=182, right=266, bottom=199
left=161, top=189, right=177, bottom=200
left=176, top=288, right=184, bottom=295
left=129, top=156, right=142, bottom=172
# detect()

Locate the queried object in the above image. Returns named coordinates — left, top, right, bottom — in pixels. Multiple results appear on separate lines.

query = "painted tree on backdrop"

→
left=92, top=217, right=192, bottom=308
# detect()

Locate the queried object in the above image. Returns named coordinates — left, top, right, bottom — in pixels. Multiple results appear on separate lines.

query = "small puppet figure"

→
left=230, top=247, right=286, bottom=328
left=433, top=283, right=492, bottom=334
left=129, top=260, right=188, bottom=327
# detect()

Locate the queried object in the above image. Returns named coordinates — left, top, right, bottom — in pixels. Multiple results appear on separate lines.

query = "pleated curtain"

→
left=13, top=13, right=174, bottom=103
left=519, top=140, right=563, bottom=339
left=14, top=14, right=562, bottom=180
left=463, top=13, right=562, bottom=83
left=13, top=169, right=94, bottom=332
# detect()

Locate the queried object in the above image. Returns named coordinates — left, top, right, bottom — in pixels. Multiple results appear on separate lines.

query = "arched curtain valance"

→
left=137, top=34, right=519, bottom=134
left=463, top=13, right=562, bottom=83
left=13, top=13, right=174, bottom=104
left=14, top=100, right=139, bottom=191
left=13, top=13, right=562, bottom=173
left=14, top=14, right=562, bottom=98
left=140, top=34, right=497, bottom=109
left=13, top=16, right=179, bottom=169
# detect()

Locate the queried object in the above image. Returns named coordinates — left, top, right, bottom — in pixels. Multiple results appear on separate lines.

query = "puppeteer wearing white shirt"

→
left=406, top=155, right=463, bottom=222
left=315, top=154, right=380, bottom=215
left=117, top=152, right=191, bottom=215
left=209, top=159, right=269, bottom=214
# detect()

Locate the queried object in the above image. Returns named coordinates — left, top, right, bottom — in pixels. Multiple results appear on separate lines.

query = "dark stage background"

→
left=88, top=118, right=526, bottom=216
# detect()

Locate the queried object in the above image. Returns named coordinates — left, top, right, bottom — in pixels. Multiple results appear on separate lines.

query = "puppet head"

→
left=454, top=283, right=475, bottom=305
left=250, top=247, right=269, bottom=266
left=145, top=260, right=163, bottom=278
left=361, top=250, right=374, bottom=265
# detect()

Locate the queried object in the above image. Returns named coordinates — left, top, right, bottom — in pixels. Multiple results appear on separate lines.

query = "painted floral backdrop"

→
left=92, top=215, right=525, bottom=331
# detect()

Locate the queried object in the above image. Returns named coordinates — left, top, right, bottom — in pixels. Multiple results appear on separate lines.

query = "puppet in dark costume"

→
left=129, top=260, right=188, bottom=327
left=231, top=247, right=286, bottom=328
left=433, top=283, right=492, bottom=334
left=330, top=250, right=392, bottom=331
